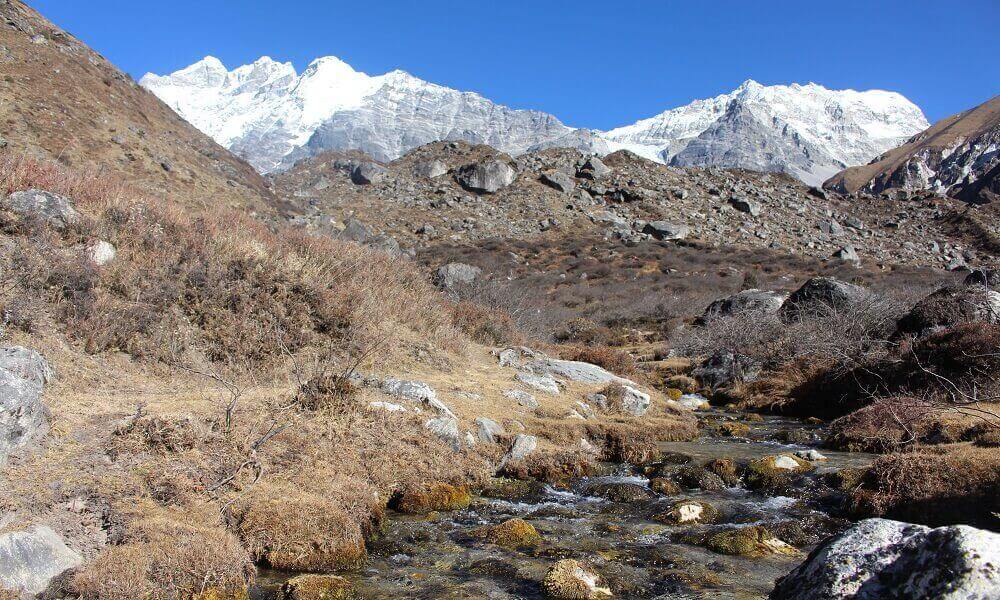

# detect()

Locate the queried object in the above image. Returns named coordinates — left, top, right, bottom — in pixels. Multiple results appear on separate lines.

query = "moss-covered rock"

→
left=480, top=477, right=542, bottom=501
left=585, top=482, right=655, bottom=503
left=823, top=467, right=864, bottom=492
left=705, top=526, right=799, bottom=558
left=674, top=466, right=727, bottom=491
left=543, top=559, right=613, bottom=599
left=745, top=454, right=813, bottom=492
left=649, top=477, right=681, bottom=495
left=704, top=458, right=741, bottom=486
left=393, top=483, right=472, bottom=514
left=191, top=589, right=250, bottom=600
left=472, top=518, right=542, bottom=549
left=279, top=575, right=356, bottom=600
left=664, top=387, right=684, bottom=401
left=715, top=421, right=750, bottom=437
left=653, top=500, right=719, bottom=525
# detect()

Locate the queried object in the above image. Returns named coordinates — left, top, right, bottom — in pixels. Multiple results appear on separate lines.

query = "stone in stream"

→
left=0, top=525, right=82, bottom=595
left=794, top=449, right=827, bottom=462
left=677, top=393, right=709, bottom=410
left=472, top=518, right=542, bottom=549
left=543, top=559, right=612, bottom=599
left=770, top=518, right=1000, bottom=600
left=706, top=526, right=799, bottom=558
left=280, top=574, right=354, bottom=600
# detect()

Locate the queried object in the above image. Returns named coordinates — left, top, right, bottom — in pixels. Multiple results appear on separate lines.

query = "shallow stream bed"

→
left=255, top=413, right=874, bottom=599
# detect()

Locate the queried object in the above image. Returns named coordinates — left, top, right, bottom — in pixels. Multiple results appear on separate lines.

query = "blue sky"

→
left=33, top=0, right=999, bottom=128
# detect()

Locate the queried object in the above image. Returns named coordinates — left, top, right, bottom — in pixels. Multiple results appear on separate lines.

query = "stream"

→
left=255, top=413, right=874, bottom=598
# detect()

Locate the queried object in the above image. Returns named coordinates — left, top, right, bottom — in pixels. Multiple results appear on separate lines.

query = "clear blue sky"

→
left=32, top=0, right=999, bottom=128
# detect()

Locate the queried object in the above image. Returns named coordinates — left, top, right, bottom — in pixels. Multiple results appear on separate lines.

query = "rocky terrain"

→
left=143, top=57, right=927, bottom=185
left=274, top=141, right=997, bottom=272
left=1, top=2, right=997, bottom=599
left=0, top=0, right=274, bottom=211
left=826, top=94, right=1000, bottom=205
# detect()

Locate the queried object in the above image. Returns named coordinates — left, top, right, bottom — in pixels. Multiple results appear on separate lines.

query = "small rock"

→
left=503, top=389, right=539, bottom=409
left=654, top=500, right=718, bottom=525
left=794, top=449, right=827, bottom=462
left=677, top=393, right=709, bottom=410
left=87, top=240, right=117, bottom=266
left=4, top=189, right=81, bottom=230
left=540, top=171, right=575, bottom=193
left=280, top=574, right=354, bottom=600
left=435, top=262, right=481, bottom=293
left=642, top=221, right=690, bottom=241
left=730, top=196, right=761, bottom=216
left=501, top=434, right=537, bottom=465
left=833, top=245, right=859, bottom=263
left=576, top=156, right=611, bottom=180
left=350, top=162, right=387, bottom=185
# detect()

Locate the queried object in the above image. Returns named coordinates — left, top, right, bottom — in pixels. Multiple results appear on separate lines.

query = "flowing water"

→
left=254, top=413, right=874, bottom=598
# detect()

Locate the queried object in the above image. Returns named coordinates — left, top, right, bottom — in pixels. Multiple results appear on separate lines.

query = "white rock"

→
left=368, top=401, right=406, bottom=413
left=87, top=240, right=117, bottom=266
left=503, top=389, right=539, bottom=409
left=475, top=417, right=504, bottom=444
left=676, top=502, right=705, bottom=523
left=677, top=393, right=709, bottom=410
left=620, top=385, right=650, bottom=417
left=772, top=455, right=803, bottom=470
left=515, top=371, right=560, bottom=395
left=772, top=518, right=1000, bottom=599
left=795, top=449, right=828, bottom=462
left=0, top=525, right=82, bottom=595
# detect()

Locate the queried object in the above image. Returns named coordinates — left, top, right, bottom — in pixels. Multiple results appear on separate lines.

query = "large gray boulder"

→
left=0, top=525, right=82, bottom=595
left=349, top=162, right=387, bottom=185
left=4, top=189, right=81, bottom=230
left=0, top=347, right=52, bottom=464
left=778, top=277, right=867, bottom=321
left=896, top=285, right=1000, bottom=338
left=771, top=518, right=1000, bottom=600
left=435, top=262, right=482, bottom=293
left=540, top=170, right=575, bottom=193
left=701, top=289, right=786, bottom=322
left=691, top=349, right=761, bottom=390
left=413, top=159, right=448, bottom=179
left=643, top=221, right=690, bottom=241
left=455, top=158, right=516, bottom=193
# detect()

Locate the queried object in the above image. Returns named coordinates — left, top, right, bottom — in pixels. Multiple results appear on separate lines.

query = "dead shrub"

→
left=825, top=398, right=933, bottom=453
left=295, top=373, right=360, bottom=411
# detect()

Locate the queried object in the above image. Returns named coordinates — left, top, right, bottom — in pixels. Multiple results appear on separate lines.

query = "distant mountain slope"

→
left=143, top=56, right=928, bottom=185
left=605, top=80, right=929, bottom=185
left=825, top=95, right=1000, bottom=204
left=0, top=1, right=274, bottom=211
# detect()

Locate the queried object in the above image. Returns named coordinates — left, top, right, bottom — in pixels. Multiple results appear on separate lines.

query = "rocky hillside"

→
left=273, top=141, right=995, bottom=272
left=826, top=95, right=1000, bottom=205
left=143, top=55, right=927, bottom=185
left=0, top=0, right=275, bottom=211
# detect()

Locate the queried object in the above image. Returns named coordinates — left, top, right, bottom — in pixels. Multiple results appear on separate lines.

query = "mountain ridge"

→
left=142, top=55, right=929, bottom=185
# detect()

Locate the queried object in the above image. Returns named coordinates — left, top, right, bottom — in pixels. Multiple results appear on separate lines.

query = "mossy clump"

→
left=705, top=526, right=799, bottom=558
left=472, top=518, right=542, bottom=549
left=480, top=477, right=543, bottom=501
left=664, top=387, right=684, bottom=401
left=279, top=574, right=356, bottom=600
left=393, top=483, right=472, bottom=514
left=704, top=458, right=741, bottom=486
left=649, top=477, right=681, bottom=495
left=543, top=559, right=612, bottom=599
left=653, top=500, right=719, bottom=525
left=824, top=467, right=864, bottom=492
left=714, top=421, right=750, bottom=437
left=665, top=375, right=699, bottom=394
left=744, top=454, right=812, bottom=492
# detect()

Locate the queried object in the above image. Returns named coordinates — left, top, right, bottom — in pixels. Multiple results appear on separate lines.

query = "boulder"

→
left=524, top=355, right=629, bottom=386
left=770, top=518, right=1000, bottom=600
left=540, top=171, right=575, bottom=193
left=0, top=346, right=53, bottom=464
left=964, top=268, right=999, bottom=288
left=425, top=416, right=463, bottom=449
left=654, top=500, right=718, bottom=525
left=435, top=262, right=482, bottom=293
left=338, top=218, right=374, bottom=243
left=456, top=158, right=516, bottom=193
left=729, top=195, right=761, bottom=216
left=778, top=277, right=867, bottom=321
left=349, top=162, right=386, bottom=185
left=543, top=559, right=612, bottom=599
left=576, top=156, right=611, bottom=180
left=472, top=518, right=542, bottom=549
left=832, top=245, right=860, bottom=263
left=707, top=526, right=798, bottom=558
left=642, top=221, right=689, bottom=240
left=620, top=385, right=650, bottom=417
left=0, top=526, right=82, bottom=595
left=280, top=574, right=354, bottom=600
left=700, top=289, right=786, bottom=321
left=515, top=372, right=560, bottom=395
left=413, top=159, right=448, bottom=179
left=677, top=393, right=709, bottom=410
left=379, top=378, right=454, bottom=417
left=475, top=417, right=504, bottom=444
left=503, top=434, right=537, bottom=464
left=819, top=220, right=845, bottom=236
left=896, top=285, right=1000, bottom=337
left=4, top=189, right=80, bottom=230
left=691, top=350, right=761, bottom=389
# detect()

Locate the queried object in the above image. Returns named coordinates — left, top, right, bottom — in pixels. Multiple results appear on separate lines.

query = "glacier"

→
left=141, top=56, right=929, bottom=185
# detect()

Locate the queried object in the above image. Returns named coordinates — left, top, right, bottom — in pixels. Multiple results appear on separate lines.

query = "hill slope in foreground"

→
left=0, top=0, right=274, bottom=211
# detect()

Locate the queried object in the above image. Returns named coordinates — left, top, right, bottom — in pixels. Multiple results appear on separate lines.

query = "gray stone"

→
left=540, top=170, right=575, bottom=193
left=0, top=347, right=52, bottom=464
left=778, top=277, right=867, bottom=321
left=350, top=162, right=387, bottom=185
left=339, top=218, right=373, bottom=243
left=577, top=156, right=611, bottom=179
left=4, top=189, right=81, bottom=230
left=643, top=221, right=690, bottom=240
left=0, top=525, right=82, bottom=595
left=692, top=350, right=761, bottom=390
left=729, top=195, right=761, bottom=216
left=456, top=158, right=516, bottom=193
left=833, top=245, right=860, bottom=263
left=819, top=220, right=845, bottom=236
left=435, top=262, right=482, bottom=292
left=413, top=159, right=448, bottom=179
left=504, top=433, right=537, bottom=463
left=701, top=289, right=786, bottom=321
left=379, top=378, right=455, bottom=418
left=524, top=356, right=630, bottom=386
left=425, top=416, right=462, bottom=450
left=771, top=518, right=1000, bottom=600
left=503, top=389, right=539, bottom=409
left=515, top=372, right=560, bottom=395
left=620, top=385, right=651, bottom=417
left=475, top=417, right=504, bottom=444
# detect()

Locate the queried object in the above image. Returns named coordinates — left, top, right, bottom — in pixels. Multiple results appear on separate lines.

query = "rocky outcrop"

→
left=3, top=189, right=80, bottom=230
left=771, top=518, right=1000, bottom=600
left=0, top=346, right=53, bottom=464
left=825, top=95, right=999, bottom=204
left=778, top=277, right=867, bottom=321
left=0, top=526, right=82, bottom=595
left=700, top=289, right=786, bottom=321
left=455, top=158, right=517, bottom=193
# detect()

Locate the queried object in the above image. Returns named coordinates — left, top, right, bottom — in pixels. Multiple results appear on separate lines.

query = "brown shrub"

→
left=295, top=374, right=360, bottom=411
left=849, top=445, right=1000, bottom=529
left=451, top=300, right=523, bottom=346
left=825, top=398, right=933, bottom=453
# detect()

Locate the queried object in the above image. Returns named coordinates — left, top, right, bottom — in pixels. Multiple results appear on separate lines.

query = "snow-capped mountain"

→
left=142, top=56, right=929, bottom=184
left=604, top=80, right=930, bottom=185
left=141, top=56, right=575, bottom=173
